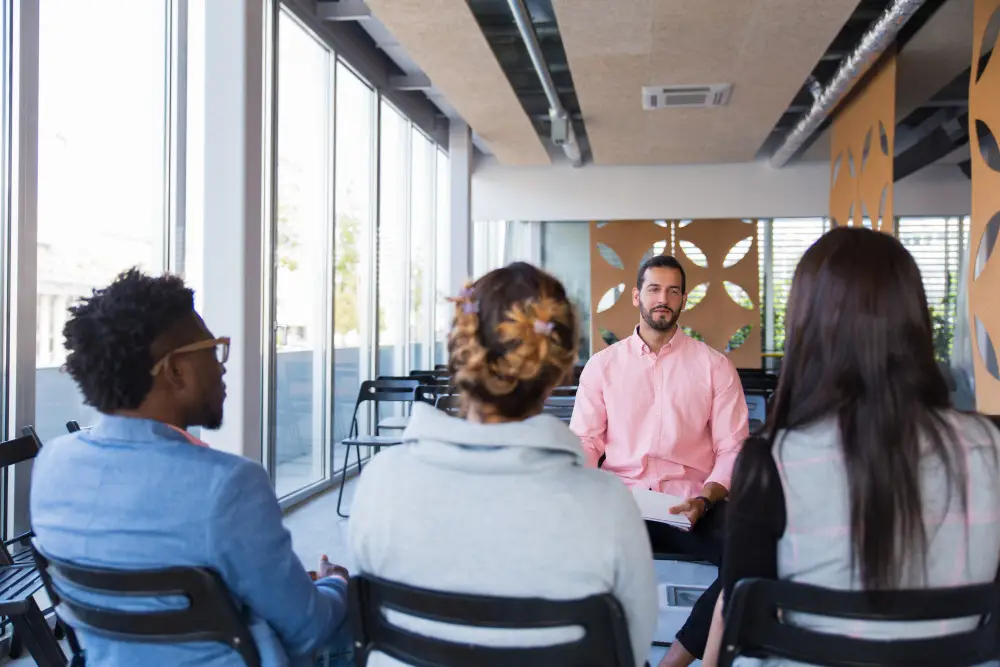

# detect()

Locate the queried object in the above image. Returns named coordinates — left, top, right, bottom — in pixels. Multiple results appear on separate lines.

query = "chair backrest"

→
left=738, top=369, right=778, bottom=396
left=415, top=385, right=455, bottom=406
left=719, top=577, right=1000, bottom=667
left=66, top=420, right=81, bottom=433
left=435, top=394, right=461, bottom=416
left=33, top=545, right=261, bottom=667
left=0, top=427, right=42, bottom=469
left=349, top=574, right=635, bottom=667
left=745, top=394, right=766, bottom=428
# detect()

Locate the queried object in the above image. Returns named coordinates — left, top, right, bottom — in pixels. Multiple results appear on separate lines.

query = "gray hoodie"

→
left=347, top=402, right=657, bottom=666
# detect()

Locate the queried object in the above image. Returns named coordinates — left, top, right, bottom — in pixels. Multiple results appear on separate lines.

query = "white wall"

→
left=472, top=158, right=971, bottom=221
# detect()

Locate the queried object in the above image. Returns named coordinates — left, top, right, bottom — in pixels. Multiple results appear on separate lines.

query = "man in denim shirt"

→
left=31, top=269, right=351, bottom=667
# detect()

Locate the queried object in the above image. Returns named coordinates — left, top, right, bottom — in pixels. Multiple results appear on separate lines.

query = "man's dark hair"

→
left=636, top=255, right=686, bottom=293
left=63, top=268, right=196, bottom=412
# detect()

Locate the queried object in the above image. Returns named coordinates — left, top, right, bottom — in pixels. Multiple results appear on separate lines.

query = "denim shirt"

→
left=30, top=415, right=348, bottom=667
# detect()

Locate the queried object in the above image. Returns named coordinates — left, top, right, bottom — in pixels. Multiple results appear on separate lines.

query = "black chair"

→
left=337, top=381, right=421, bottom=518
left=434, top=394, right=461, bottom=416
left=0, top=427, right=67, bottom=666
left=719, top=577, right=1000, bottom=667
left=414, top=384, right=454, bottom=407
left=32, top=546, right=261, bottom=667
left=372, top=377, right=431, bottom=432
left=348, top=574, right=636, bottom=667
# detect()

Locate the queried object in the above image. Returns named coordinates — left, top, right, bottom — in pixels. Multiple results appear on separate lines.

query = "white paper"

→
left=631, top=487, right=692, bottom=532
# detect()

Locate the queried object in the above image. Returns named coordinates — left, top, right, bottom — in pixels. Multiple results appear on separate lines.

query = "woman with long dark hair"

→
left=703, top=227, right=1000, bottom=665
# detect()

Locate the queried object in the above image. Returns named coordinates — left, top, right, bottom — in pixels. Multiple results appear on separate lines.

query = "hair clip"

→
left=463, top=300, right=480, bottom=314
left=534, top=319, right=555, bottom=336
left=459, top=286, right=476, bottom=299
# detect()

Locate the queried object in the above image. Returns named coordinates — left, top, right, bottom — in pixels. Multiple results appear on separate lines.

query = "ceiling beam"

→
left=390, top=73, right=432, bottom=91
left=317, top=0, right=371, bottom=21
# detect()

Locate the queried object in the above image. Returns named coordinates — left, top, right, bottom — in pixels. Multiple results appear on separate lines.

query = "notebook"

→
left=631, top=487, right=692, bottom=532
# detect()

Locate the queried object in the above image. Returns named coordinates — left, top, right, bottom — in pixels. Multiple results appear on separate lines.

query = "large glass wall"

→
left=333, top=63, right=375, bottom=472
left=272, top=10, right=334, bottom=498
left=35, top=0, right=169, bottom=442
left=408, top=129, right=435, bottom=372
left=434, top=150, right=450, bottom=366
left=377, top=102, right=409, bottom=377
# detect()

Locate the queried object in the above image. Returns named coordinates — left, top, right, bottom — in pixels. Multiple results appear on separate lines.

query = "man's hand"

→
left=669, top=497, right=708, bottom=526
left=317, top=554, right=350, bottom=581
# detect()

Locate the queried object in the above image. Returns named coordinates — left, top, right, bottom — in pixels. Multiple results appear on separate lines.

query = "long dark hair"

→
left=742, top=227, right=964, bottom=590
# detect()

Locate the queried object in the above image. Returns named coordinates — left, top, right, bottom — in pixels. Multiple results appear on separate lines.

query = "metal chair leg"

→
left=10, top=600, right=67, bottom=667
left=336, top=444, right=354, bottom=519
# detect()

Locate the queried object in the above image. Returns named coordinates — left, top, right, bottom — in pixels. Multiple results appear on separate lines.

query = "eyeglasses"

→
left=150, top=337, right=231, bottom=376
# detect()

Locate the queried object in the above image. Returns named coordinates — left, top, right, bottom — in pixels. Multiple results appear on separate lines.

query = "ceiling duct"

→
left=769, top=0, right=928, bottom=168
left=506, top=0, right=583, bottom=166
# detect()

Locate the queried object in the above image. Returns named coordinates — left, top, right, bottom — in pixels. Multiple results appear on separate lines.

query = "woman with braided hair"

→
left=348, top=262, right=657, bottom=666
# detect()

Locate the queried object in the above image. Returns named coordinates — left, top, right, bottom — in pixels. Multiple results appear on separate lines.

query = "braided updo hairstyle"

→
left=448, top=262, right=578, bottom=420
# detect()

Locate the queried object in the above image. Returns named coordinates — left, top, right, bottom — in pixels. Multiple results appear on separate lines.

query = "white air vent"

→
left=642, top=83, right=732, bottom=110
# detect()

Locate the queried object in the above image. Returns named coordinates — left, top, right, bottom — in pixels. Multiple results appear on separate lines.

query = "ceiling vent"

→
left=642, top=84, right=732, bottom=111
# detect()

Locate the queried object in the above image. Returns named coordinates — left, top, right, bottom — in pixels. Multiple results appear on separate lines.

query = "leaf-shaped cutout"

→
left=640, top=240, right=670, bottom=265
left=678, top=220, right=693, bottom=227
left=974, top=211, right=1000, bottom=281
left=848, top=149, right=856, bottom=178
left=679, top=240, right=708, bottom=268
left=723, top=281, right=754, bottom=309
left=596, top=283, right=626, bottom=313
left=976, top=119, right=1000, bottom=173
left=878, top=185, right=888, bottom=220
left=830, top=216, right=840, bottom=228
left=684, top=282, right=709, bottom=310
left=861, top=202, right=873, bottom=229
left=847, top=202, right=855, bottom=227
left=596, top=242, right=624, bottom=270
left=596, top=221, right=609, bottom=228
left=974, top=316, right=1000, bottom=381
left=682, top=326, right=704, bottom=343
left=726, top=325, right=753, bottom=353
left=832, top=152, right=842, bottom=186
left=599, top=327, right=619, bottom=347
left=723, top=236, right=753, bottom=268
left=976, top=6, right=1000, bottom=82
left=861, top=128, right=872, bottom=172
left=654, top=220, right=669, bottom=227
left=879, top=121, right=889, bottom=157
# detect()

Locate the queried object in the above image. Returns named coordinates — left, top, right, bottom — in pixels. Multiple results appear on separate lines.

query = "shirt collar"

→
left=89, top=415, right=209, bottom=448
left=628, top=326, right=686, bottom=356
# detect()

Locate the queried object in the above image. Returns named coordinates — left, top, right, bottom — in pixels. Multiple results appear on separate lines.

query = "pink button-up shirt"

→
left=570, top=329, right=749, bottom=498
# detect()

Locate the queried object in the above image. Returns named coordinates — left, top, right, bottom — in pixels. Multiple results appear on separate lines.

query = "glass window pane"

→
left=434, top=150, right=450, bottom=366
left=36, top=0, right=168, bottom=442
left=333, top=63, right=374, bottom=470
left=408, top=130, right=434, bottom=372
left=184, top=0, right=206, bottom=311
left=0, top=0, right=11, bottom=539
left=377, top=102, right=408, bottom=377
left=273, top=12, right=332, bottom=498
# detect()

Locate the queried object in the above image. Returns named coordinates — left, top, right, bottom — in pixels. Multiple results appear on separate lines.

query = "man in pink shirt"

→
left=570, top=254, right=749, bottom=667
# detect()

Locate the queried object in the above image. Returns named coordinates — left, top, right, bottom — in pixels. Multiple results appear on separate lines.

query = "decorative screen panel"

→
left=970, top=0, right=1000, bottom=413
left=829, top=54, right=896, bottom=234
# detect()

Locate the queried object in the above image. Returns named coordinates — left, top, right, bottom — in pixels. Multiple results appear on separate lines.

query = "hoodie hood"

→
left=400, top=402, right=585, bottom=474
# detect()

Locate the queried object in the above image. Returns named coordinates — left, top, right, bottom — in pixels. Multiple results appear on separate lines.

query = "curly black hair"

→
left=63, top=268, right=196, bottom=412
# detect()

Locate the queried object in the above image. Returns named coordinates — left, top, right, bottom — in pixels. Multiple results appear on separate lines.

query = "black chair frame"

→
left=719, top=577, right=1000, bottom=667
left=336, top=380, right=420, bottom=518
left=0, top=427, right=68, bottom=666
left=349, top=575, right=635, bottom=667
left=33, top=547, right=261, bottom=667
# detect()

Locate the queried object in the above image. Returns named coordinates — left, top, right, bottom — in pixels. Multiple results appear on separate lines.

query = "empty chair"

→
left=349, top=574, right=637, bottom=667
left=33, top=546, right=261, bottom=667
left=718, top=577, right=1000, bottom=667
left=337, top=380, right=419, bottom=518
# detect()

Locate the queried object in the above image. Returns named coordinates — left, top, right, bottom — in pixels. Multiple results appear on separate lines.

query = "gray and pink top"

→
left=723, top=411, right=1000, bottom=666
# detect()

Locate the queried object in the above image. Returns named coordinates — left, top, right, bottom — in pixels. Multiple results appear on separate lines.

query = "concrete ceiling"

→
left=800, top=0, right=974, bottom=161
left=550, top=0, right=864, bottom=165
left=365, top=0, right=550, bottom=165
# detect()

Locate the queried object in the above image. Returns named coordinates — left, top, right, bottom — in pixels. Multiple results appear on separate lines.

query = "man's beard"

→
left=640, top=303, right=679, bottom=332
